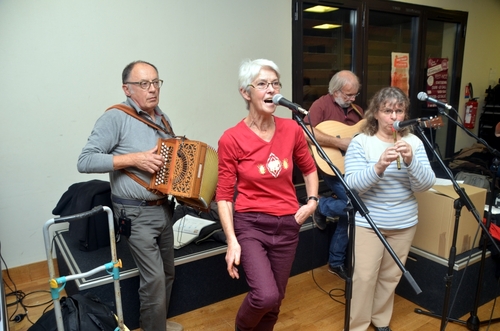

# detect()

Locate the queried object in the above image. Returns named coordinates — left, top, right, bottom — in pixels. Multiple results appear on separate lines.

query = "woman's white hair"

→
left=238, top=59, right=280, bottom=109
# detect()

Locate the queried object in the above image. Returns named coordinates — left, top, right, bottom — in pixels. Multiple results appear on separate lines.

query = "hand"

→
left=134, top=146, right=165, bottom=173
left=375, top=146, right=400, bottom=175
left=225, top=241, right=241, bottom=279
left=295, top=201, right=317, bottom=225
left=394, top=140, right=413, bottom=166
left=335, top=137, right=351, bottom=152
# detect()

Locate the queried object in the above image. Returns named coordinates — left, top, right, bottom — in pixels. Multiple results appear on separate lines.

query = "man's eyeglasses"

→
left=380, top=109, right=405, bottom=115
left=248, top=81, right=282, bottom=90
left=125, top=80, right=163, bottom=90
left=338, top=90, right=360, bottom=99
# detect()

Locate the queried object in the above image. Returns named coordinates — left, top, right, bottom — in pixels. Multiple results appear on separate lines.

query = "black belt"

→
left=112, top=195, right=168, bottom=206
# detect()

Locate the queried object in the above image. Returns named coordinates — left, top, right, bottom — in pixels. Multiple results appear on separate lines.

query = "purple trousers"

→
left=233, top=212, right=301, bottom=331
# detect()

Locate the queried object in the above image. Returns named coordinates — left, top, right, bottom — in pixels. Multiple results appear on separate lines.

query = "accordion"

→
left=151, top=138, right=218, bottom=211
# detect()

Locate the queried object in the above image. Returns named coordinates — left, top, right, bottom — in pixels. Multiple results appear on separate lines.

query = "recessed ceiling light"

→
left=313, top=24, right=342, bottom=29
left=304, top=5, right=338, bottom=13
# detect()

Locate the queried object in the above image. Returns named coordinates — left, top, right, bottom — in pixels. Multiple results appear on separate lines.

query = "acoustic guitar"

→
left=310, top=116, right=443, bottom=176
left=310, top=119, right=366, bottom=176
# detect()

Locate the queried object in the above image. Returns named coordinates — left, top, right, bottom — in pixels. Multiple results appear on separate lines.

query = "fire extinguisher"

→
left=464, top=82, right=478, bottom=129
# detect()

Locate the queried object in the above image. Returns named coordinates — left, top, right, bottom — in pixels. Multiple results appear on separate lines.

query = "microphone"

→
left=417, top=92, right=452, bottom=110
left=393, top=118, right=429, bottom=130
left=272, top=94, right=309, bottom=116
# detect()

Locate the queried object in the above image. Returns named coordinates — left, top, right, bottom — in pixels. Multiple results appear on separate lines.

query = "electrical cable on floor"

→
left=1, top=252, right=53, bottom=326
left=311, top=267, right=345, bottom=305
left=307, top=203, right=345, bottom=306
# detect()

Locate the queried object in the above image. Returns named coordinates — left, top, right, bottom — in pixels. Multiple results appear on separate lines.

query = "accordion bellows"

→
left=151, top=138, right=218, bottom=211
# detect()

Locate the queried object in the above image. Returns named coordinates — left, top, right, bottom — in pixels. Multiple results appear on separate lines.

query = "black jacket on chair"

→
left=52, top=180, right=113, bottom=251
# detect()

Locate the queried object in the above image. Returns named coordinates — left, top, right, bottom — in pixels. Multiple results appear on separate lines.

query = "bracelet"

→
left=307, top=196, right=319, bottom=203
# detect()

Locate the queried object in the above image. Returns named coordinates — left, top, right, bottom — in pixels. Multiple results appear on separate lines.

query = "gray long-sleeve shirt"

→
left=77, top=98, right=174, bottom=200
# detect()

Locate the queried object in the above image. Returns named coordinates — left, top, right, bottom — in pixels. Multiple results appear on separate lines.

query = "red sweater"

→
left=216, top=116, right=316, bottom=216
left=306, top=94, right=363, bottom=127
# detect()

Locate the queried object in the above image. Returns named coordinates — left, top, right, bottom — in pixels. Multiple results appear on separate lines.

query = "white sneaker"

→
left=166, top=320, right=184, bottom=331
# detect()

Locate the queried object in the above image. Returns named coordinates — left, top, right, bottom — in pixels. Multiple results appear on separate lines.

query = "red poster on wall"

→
left=426, top=58, right=449, bottom=108
left=391, top=52, right=409, bottom=96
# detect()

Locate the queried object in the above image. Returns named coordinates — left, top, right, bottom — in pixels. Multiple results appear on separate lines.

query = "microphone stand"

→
left=290, top=108, right=422, bottom=331
left=412, top=107, right=500, bottom=331
left=467, top=157, right=500, bottom=330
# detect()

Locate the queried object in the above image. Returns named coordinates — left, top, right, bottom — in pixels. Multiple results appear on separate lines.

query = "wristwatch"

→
left=307, top=196, right=319, bottom=203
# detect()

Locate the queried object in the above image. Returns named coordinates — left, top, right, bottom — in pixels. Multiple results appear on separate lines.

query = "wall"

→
left=1, top=0, right=500, bottom=268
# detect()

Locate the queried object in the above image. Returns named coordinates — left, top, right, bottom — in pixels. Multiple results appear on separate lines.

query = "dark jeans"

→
left=318, top=175, right=349, bottom=267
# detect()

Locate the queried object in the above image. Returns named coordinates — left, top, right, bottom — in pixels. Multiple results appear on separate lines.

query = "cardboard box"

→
left=412, top=183, right=487, bottom=259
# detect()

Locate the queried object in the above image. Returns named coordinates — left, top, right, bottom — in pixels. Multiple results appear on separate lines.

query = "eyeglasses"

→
left=380, top=109, right=405, bottom=115
left=125, top=80, right=163, bottom=90
left=248, top=81, right=282, bottom=90
left=338, top=90, right=360, bottom=99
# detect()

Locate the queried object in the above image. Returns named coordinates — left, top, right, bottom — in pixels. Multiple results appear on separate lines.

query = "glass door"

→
left=293, top=0, right=467, bottom=159
left=293, top=1, right=362, bottom=111
left=364, top=10, right=419, bottom=104
left=421, top=18, right=466, bottom=158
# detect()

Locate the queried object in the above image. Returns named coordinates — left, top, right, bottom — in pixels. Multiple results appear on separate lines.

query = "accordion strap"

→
left=106, top=104, right=175, bottom=136
left=105, top=103, right=172, bottom=194
left=122, top=169, right=159, bottom=193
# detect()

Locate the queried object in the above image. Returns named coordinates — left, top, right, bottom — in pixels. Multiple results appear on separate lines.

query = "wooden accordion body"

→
left=151, top=138, right=218, bottom=211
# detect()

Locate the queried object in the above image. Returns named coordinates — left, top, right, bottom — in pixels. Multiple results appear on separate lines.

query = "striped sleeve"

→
left=344, top=133, right=436, bottom=230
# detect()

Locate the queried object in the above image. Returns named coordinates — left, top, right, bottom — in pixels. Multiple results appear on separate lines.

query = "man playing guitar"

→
left=304, top=70, right=364, bottom=281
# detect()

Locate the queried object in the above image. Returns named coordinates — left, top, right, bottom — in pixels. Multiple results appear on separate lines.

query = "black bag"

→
left=28, top=293, right=118, bottom=331
left=486, top=80, right=500, bottom=105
